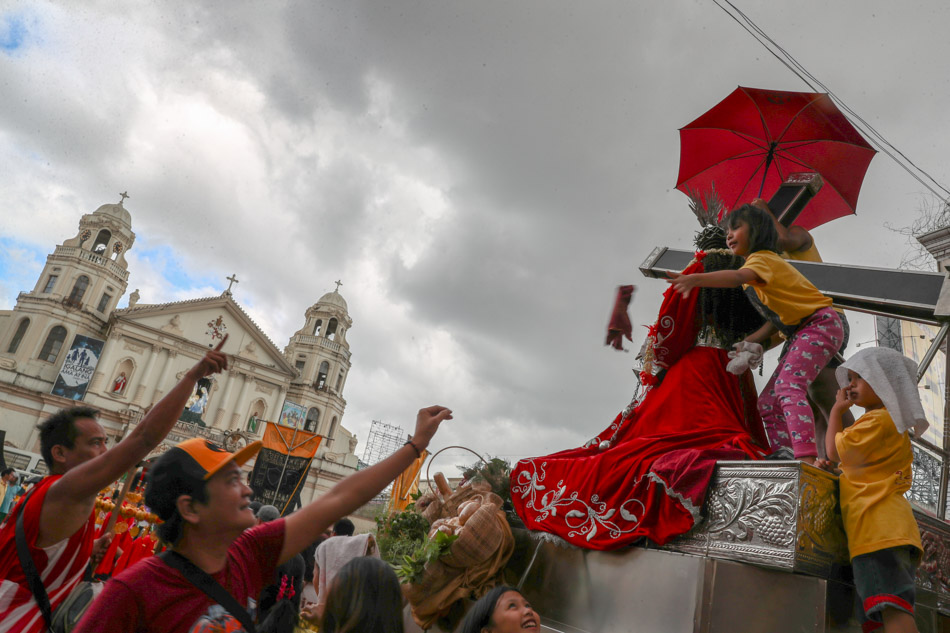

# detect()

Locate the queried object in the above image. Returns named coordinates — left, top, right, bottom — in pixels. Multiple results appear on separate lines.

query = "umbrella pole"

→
left=758, top=143, right=778, bottom=198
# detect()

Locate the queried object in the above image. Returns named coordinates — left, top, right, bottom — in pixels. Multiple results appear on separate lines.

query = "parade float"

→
left=386, top=87, right=949, bottom=632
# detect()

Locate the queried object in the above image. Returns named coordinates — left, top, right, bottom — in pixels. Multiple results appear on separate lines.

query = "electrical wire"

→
left=711, top=0, right=950, bottom=202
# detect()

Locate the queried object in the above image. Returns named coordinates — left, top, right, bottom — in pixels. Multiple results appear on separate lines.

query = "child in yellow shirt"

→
left=826, top=347, right=927, bottom=633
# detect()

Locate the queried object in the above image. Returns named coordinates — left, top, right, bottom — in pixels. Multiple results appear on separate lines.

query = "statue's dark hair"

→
left=693, top=225, right=765, bottom=345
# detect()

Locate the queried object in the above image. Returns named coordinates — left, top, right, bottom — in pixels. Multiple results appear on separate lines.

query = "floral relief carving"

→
left=702, top=479, right=796, bottom=547
left=796, top=480, right=846, bottom=557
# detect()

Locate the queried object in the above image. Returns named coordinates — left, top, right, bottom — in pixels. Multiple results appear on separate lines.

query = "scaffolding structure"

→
left=361, top=420, right=406, bottom=466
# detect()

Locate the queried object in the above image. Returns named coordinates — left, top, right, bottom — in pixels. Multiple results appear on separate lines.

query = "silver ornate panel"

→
left=659, top=461, right=848, bottom=576
left=659, top=460, right=950, bottom=612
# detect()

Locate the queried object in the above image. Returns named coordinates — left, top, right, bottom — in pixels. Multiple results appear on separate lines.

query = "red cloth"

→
left=511, top=257, right=770, bottom=550
left=605, top=285, right=635, bottom=350
left=511, top=346, right=769, bottom=550
left=0, top=476, right=97, bottom=633
left=75, top=519, right=285, bottom=633
left=93, top=517, right=134, bottom=577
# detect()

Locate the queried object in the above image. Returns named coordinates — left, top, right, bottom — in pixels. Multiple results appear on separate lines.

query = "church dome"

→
left=93, top=203, right=132, bottom=226
left=317, top=290, right=348, bottom=311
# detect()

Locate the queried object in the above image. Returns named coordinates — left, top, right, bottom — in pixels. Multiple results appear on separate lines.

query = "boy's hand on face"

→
left=832, top=386, right=853, bottom=412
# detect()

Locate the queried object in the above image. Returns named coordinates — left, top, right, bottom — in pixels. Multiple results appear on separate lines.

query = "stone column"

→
left=212, top=371, right=236, bottom=429
left=150, top=348, right=178, bottom=402
left=88, top=329, right=122, bottom=394
left=230, top=372, right=251, bottom=429
left=131, top=345, right=161, bottom=406
left=269, top=385, right=288, bottom=421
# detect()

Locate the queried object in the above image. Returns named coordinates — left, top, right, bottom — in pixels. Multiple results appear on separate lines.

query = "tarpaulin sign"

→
left=249, top=421, right=322, bottom=514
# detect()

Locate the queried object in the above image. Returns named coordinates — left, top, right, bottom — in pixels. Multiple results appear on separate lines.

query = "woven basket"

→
left=441, top=503, right=505, bottom=569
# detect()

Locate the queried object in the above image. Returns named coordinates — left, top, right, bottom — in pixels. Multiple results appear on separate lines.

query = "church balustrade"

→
left=125, top=415, right=225, bottom=444
left=52, top=245, right=129, bottom=280
left=293, top=334, right=351, bottom=359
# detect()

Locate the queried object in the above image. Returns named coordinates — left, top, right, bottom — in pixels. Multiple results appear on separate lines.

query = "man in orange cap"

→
left=0, top=338, right=230, bottom=633
left=75, top=404, right=453, bottom=633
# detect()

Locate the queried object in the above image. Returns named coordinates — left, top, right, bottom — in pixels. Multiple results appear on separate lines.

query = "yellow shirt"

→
left=836, top=408, right=922, bottom=559
left=782, top=241, right=823, bottom=263
left=741, top=250, right=832, bottom=326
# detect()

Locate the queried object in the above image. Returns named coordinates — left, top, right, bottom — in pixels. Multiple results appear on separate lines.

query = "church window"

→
left=7, top=318, right=29, bottom=353
left=42, top=275, right=58, bottom=294
left=327, top=416, right=338, bottom=446
left=316, top=361, right=329, bottom=389
left=313, top=319, right=322, bottom=336
left=97, top=293, right=112, bottom=313
left=39, top=326, right=67, bottom=363
left=305, top=407, right=320, bottom=433
left=326, top=318, right=338, bottom=341
left=295, top=360, right=306, bottom=372
left=335, top=369, right=345, bottom=391
left=67, top=276, right=90, bottom=305
left=91, top=229, right=111, bottom=254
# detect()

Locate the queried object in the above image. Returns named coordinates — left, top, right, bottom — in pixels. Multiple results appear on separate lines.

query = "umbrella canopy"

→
left=676, top=86, right=876, bottom=230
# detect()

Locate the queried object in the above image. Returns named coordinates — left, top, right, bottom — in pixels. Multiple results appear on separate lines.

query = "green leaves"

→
left=393, top=530, right=459, bottom=584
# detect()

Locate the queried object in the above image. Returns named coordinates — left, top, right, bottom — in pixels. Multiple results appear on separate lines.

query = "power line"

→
left=711, top=0, right=950, bottom=202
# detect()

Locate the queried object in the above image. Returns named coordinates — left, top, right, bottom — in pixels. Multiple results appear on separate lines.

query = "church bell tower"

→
left=283, top=283, right=353, bottom=448
left=0, top=195, right=135, bottom=383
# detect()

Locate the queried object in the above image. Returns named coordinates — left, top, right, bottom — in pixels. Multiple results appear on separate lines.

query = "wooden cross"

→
left=226, top=274, right=239, bottom=293
left=119, top=191, right=130, bottom=204
left=334, top=279, right=343, bottom=292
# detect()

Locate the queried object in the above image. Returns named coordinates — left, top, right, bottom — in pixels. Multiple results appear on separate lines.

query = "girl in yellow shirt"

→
left=826, top=347, right=927, bottom=633
left=669, top=203, right=843, bottom=463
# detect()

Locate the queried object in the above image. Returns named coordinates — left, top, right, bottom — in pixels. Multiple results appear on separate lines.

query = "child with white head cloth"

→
left=825, top=347, right=927, bottom=633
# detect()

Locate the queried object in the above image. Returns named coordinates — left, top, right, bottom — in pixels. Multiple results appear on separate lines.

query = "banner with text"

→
left=249, top=421, right=322, bottom=515
left=51, top=335, right=105, bottom=401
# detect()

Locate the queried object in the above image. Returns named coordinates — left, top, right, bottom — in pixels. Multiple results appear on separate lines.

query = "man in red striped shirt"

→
left=0, top=338, right=230, bottom=633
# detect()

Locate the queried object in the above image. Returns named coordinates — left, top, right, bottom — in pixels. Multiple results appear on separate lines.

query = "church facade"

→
left=0, top=197, right=360, bottom=505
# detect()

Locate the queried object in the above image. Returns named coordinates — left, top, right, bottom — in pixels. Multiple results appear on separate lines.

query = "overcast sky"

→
left=2, top=1, right=948, bottom=472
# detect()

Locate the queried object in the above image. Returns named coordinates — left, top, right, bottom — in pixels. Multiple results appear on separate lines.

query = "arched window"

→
left=316, top=361, right=329, bottom=389
left=313, top=319, right=323, bottom=336
left=327, top=416, right=338, bottom=447
left=7, top=318, right=30, bottom=353
left=39, top=326, right=67, bottom=363
left=335, top=369, right=345, bottom=391
left=305, top=407, right=320, bottom=433
left=91, top=229, right=111, bottom=254
left=67, top=276, right=90, bottom=305
left=326, top=318, right=338, bottom=341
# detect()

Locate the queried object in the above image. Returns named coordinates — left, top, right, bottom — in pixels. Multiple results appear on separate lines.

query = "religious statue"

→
left=112, top=372, right=128, bottom=394
left=511, top=204, right=772, bottom=551
left=128, top=289, right=140, bottom=308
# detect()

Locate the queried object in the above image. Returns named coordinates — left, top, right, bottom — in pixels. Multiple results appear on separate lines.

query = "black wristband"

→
left=404, top=438, right=422, bottom=458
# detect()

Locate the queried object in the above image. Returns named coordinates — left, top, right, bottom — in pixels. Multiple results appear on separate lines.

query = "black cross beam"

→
left=639, top=247, right=949, bottom=324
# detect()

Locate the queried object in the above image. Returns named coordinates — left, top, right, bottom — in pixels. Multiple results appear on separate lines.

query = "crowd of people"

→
left=0, top=332, right=455, bottom=633
left=0, top=202, right=932, bottom=633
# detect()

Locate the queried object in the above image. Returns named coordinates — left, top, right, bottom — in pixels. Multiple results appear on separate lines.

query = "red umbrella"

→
left=676, top=86, right=876, bottom=230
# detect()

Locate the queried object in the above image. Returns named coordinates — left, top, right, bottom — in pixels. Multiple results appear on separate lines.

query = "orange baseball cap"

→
left=145, top=438, right=262, bottom=520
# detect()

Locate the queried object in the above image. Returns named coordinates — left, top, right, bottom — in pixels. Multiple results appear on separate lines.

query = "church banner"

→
left=249, top=421, right=322, bottom=515
left=51, top=335, right=105, bottom=401
left=278, top=400, right=307, bottom=429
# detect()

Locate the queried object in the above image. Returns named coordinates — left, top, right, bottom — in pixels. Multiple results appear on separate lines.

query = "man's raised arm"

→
left=41, top=336, right=229, bottom=545
left=279, top=405, right=453, bottom=564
